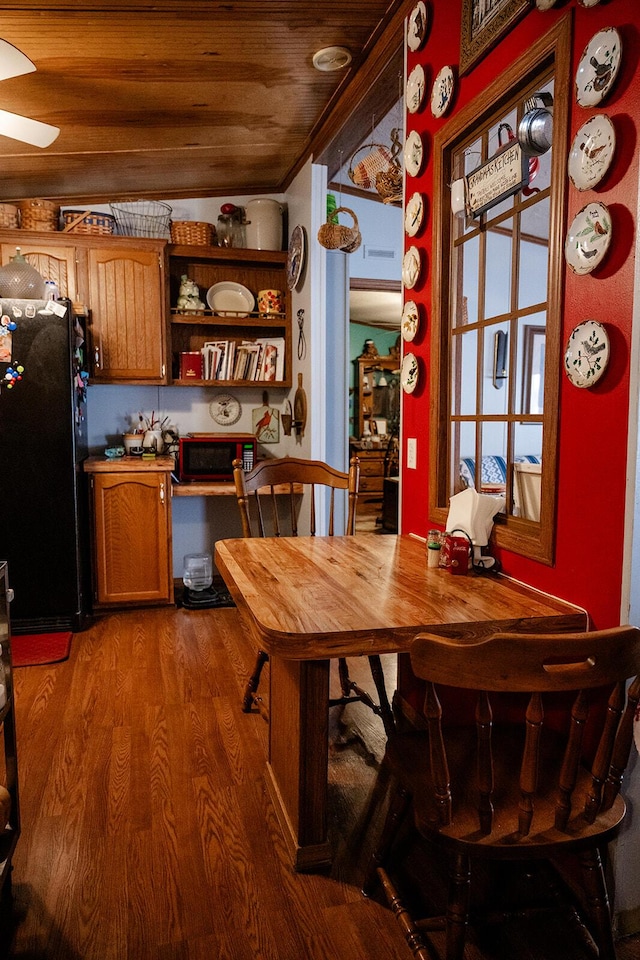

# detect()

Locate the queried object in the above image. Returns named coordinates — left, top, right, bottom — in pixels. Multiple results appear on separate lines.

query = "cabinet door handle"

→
left=94, top=345, right=101, bottom=369
left=159, top=482, right=165, bottom=503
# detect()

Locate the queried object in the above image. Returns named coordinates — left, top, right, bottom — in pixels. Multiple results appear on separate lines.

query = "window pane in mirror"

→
left=483, top=321, right=510, bottom=415
left=480, top=421, right=508, bottom=494
left=516, top=313, right=546, bottom=414
left=485, top=219, right=513, bottom=319
left=513, top=422, right=543, bottom=521
left=453, top=421, right=476, bottom=492
left=518, top=197, right=549, bottom=309
left=451, top=329, right=478, bottom=415
left=453, top=234, right=479, bottom=327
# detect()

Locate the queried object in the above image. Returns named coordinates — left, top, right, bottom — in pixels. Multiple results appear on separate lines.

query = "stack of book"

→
left=198, top=338, right=286, bottom=381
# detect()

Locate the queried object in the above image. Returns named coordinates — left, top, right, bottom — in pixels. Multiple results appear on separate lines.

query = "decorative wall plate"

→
left=401, top=352, right=419, bottom=393
left=402, top=246, right=422, bottom=288
left=286, top=224, right=306, bottom=290
left=401, top=300, right=421, bottom=342
left=404, top=192, right=426, bottom=237
left=210, top=393, right=242, bottom=425
left=577, top=0, right=601, bottom=6
left=575, top=27, right=621, bottom=108
left=535, top=0, right=558, bottom=8
left=404, top=130, right=424, bottom=177
left=406, top=64, right=426, bottom=114
left=568, top=114, right=615, bottom=191
left=564, top=320, right=609, bottom=388
left=430, top=66, right=455, bottom=118
left=407, top=1, right=429, bottom=52
left=564, top=201, right=612, bottom=275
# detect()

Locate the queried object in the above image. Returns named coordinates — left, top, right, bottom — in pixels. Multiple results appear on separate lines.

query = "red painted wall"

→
left=401, top=0, right=638, bottom=630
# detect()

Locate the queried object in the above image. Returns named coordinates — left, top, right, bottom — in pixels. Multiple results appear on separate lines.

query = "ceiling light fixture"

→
left=312, top=46, right=352, bottom=72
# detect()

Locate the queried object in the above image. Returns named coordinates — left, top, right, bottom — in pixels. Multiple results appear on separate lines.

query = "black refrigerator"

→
left=0, top=297, right=91, bottom=634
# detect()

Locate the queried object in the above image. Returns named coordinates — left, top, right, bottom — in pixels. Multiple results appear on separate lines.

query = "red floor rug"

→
left=11, top=632, right=72, bottom=667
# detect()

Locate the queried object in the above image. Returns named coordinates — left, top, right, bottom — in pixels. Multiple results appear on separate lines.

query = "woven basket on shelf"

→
left=18, top=199, right=59, bottom=232
left=317, top=206, right=361, bottom=253
left=0, top=203, right=19, bottom=229
left=61, top=209, right=116, bottom=235
left=170, top=220, right=216, bottom=246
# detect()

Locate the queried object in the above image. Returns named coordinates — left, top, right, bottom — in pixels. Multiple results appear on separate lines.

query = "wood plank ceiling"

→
left=0, top=0, right=406, bottom=204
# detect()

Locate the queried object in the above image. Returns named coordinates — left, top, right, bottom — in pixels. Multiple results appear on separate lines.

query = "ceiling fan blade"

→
left=0, top=109, right=59, bottom=147
left=0, top=39, right=36, bottom=81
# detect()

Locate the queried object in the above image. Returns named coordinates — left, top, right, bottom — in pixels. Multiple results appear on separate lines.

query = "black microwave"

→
left=177, top=434, right=256, bottom=482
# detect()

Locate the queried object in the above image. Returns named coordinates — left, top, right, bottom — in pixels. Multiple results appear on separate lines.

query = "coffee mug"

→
left=257, top=289, right=284, bottom=316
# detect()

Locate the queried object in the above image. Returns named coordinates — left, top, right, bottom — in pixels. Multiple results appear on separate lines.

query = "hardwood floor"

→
left=3, top=605, right=639, bottom=960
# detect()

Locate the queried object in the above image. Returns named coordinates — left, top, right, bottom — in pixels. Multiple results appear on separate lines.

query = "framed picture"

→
left=460, top=0, right=531, bottom=76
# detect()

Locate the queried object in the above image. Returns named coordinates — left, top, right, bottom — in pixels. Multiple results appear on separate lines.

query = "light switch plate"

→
left=407, top=437, right=417, bottom=469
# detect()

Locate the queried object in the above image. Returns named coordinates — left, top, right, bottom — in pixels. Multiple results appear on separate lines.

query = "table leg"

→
left=265, top=655, right=332, bottom=871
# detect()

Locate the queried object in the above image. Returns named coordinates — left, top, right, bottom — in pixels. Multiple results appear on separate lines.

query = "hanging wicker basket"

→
left=317, top=206, right=362, bottom=253
left=375, top=162, right=403, bottom=205
left=348, top=143, right=394, bottom=190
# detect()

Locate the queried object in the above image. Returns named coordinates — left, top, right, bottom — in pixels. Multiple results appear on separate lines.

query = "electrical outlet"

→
left=407, top=437, right=417, bottom=469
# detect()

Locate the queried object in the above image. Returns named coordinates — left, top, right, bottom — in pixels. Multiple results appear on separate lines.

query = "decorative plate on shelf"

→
left=404, top=130, right=424, bottom=177
left=577, top=0, right=601, bottom=6
left=402, top=246, right=422, bottom=289
left=430, top=66, right=455, bottom=118
left=209, top=394, right=242, bottom=425
left=535, top=0, right=558, bottom=9
left=206, top=281, right=255, bottom=317
left=404, top=192, right=426, bottom=237
left=406, top=64, right=426, bottom=114
left=407, top=1, right=429, bottom=52
left=564, top=320, right=609, bottom=388
left=401, top=300, right=421, bottom=342
left=575, top=27, right=621, bottom=108
left=567, top=114, right=615, bottom=191
left=401, top=352, right=419, bottom=394
left=564, top=201, right=612, bottom=275
left=286, top=224, right=306, bottom=291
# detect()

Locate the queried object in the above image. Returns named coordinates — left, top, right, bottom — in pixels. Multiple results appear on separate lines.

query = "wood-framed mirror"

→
left=429, top=18, right=571, bottom=564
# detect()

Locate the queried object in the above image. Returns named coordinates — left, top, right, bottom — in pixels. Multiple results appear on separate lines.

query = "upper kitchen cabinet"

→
left=0, top=239, right=78, bottom=302
left=87, top=241, right=167, bottom=384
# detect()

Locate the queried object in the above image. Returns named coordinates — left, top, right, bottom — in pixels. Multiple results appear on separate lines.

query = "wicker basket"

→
left=110, top=199, right=172, bottom=238
left=170, top=220, right=216, bottom=246
left=18, top=199, right=59, bottom=232
left=348, top=143, right=394, bottom=190
left=62, top=209, right=116, bottom=235
left=0, top=203, right=19, bottom=229
left=375, top=163, right=403, bottom=206
left=317, top=206, right=361, bottom=253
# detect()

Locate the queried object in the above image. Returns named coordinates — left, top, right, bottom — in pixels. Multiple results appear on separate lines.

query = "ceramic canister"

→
left=244, top=198, right=283, bottom=251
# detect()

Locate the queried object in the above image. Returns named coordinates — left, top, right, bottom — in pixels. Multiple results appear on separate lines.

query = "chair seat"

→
left=387, top=727, right=626, bottom=858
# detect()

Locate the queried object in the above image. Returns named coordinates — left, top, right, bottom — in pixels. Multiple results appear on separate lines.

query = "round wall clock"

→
left=286, top=224, right=306, bottom=291
left=209, top=393, right=242, bottom=426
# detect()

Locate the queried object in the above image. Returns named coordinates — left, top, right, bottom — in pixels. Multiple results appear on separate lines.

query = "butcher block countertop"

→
left=84, top=455, right=175, bottom=473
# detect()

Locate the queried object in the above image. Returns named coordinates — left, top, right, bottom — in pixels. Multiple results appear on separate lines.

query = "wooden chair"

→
left=232, top=454, right=394, bottom=735
left=362, top=626, right=640, bottom=960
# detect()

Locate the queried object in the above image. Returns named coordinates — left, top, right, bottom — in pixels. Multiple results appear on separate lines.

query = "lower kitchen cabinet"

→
left=86, top=458, right=174, bottom=608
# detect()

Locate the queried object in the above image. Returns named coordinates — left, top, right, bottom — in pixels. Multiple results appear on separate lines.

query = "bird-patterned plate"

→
left=564, top=320, right=609, bottom=388
left=575, top=27, right=621, bottom=108
left=564, top=201, right=611, bottom=275
left=568, top=114, right=615, bottom=191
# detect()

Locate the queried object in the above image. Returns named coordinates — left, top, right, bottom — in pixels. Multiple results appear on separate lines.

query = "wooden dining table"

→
left=216, top=533, right=587, bottom=871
